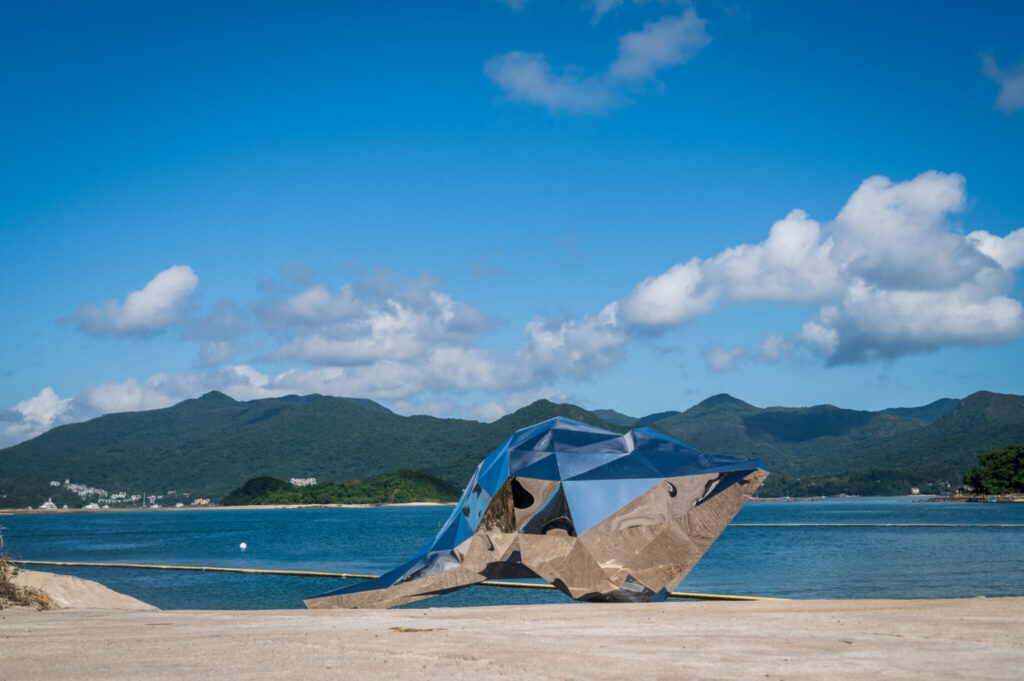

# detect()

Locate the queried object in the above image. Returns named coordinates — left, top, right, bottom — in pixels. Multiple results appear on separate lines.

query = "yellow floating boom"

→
left=10, top=559, right=786, bottom=601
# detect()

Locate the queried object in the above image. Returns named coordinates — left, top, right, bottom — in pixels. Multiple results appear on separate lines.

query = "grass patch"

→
left=0, top=525, right=55, bottom=610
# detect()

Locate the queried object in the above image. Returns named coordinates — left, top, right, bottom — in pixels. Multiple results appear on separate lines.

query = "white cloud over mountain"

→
left=7, top=171, right=1023, bottom=448
left=65, top=265, right=198, bottom=337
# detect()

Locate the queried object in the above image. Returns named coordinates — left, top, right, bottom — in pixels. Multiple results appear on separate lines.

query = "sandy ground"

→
left=2, top=596, right=1022, bottom=680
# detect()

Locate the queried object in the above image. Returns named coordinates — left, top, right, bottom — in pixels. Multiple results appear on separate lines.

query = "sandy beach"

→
left=2, top=577, right=1021, bottom=681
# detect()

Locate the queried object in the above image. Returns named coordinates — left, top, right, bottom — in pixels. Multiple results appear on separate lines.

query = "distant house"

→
left=290, top=477, right=318, bottom=487
left=192, top=498, right=211, bottom=506
left=910, top=487, right=921, bottom=495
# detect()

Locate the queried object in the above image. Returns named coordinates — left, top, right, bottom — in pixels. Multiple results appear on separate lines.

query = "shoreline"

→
left=0, top=501, right=457, bottom=516
left=926, top=493, right=1024, bottom=503
left=9, top=492, right=1024, bottom=515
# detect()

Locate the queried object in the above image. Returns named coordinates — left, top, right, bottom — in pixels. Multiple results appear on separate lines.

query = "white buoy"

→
left=239, top=542, right=247, bottom=551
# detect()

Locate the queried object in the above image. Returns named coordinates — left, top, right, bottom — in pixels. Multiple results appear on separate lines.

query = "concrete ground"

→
left=2, top=597, right=1022, bottom=680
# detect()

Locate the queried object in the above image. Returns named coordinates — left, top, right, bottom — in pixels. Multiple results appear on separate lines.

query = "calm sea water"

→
left=3, top=497, right=1023, bottom=609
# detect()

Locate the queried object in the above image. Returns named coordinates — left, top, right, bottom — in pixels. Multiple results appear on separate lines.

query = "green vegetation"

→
left=222, top=470, right=462, bottom=505
left=759, top=468, right=931, bottom=497
left=963, top=444, right=1024, bottom=494
left=0, top=524, right=52, bottom=610
left=2, top=387, right=1023, bottom=504
left=0, top=392, right=616, bottom=506
left=651, top=391, right=1023, bottom=496
left=220, top=476, right=294, bottom=505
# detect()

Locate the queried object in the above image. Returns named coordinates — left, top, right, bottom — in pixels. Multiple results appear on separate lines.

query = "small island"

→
left=220, top=470, right=462, bottom=506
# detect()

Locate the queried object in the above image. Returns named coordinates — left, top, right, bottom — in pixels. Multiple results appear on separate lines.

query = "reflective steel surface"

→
left=305, top=417, right=768, bottom=609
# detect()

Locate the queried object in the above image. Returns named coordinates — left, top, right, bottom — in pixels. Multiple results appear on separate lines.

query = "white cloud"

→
left=484, top=52, right=619, bottom=114
left=802, top=277, right=1024, bottom=364
left=496, top=0, right=529, bottom=10
left=829, top=172, right=987, bottom=290
left=0, top=387, right=75, bottom=447
left=617, top=170, right=1024, bottom=364
left=518, top=302, right=628, bottom=378
left=254, top=284, right=363, bottom=328
left=266, top=286, right=494, bottom=367
left=485, top=10, right=710, bottom=114
left=10, top=171, right=1024, bottom=447
left=706, top=209, right=841, bottom=302
left=967, top=227, right=1024, bottom=270
left=796, top=320, right=839, bottom=358
left=608, top=9, right=710, bottom=81
left=703, top=345, right=746, bottom=372
left=982, top=55, right=1024, bottom=113
left=620, top=259, right=717, bottom=327
left=66, top=265, right=198, bottom=337
left=760, top=334, right=794, bottom=362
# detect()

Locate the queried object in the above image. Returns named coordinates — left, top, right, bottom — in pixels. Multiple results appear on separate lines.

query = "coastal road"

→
left=1, top=598, right=1021, bottom=680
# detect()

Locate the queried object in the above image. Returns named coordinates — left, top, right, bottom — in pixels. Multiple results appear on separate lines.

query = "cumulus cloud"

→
left=967, top=227, right=1024, bottom=270
left=703, top=345, right=746, bottom=372
left=485, top=9, right=710, bottom=114
left=2, top=276, right=629, bottom=445
left=518, top=302, right=628, bottom=378
left=706, top=209, right=842, bottom=302
left=254, top=284, right=363, bottom=328
left=802, top=277, right=1024, bottom=364
left=66, top=265, right=198, bottom=337
left=618, top=171, right=1024, bottom=366
left=0, top=387, right=76, bottom=447
left=620, top=259, right=716, bottom=328
left=262, top=279, right=494, bottom=366
left=982, top=54, right=1024, bottom=113
left=759, top=334, right=794, bottom=362
left=11, top=171, right=1024, bottom=443
left=829, top=172, right=986, bottom=290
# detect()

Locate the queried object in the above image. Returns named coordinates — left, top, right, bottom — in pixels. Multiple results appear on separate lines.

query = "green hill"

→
left=879, top=398, right=959, bottom=424
left=645, top=391, right=1023, bottom=495
left=0, top=393, right=616, bottom=506
left=3, top=389, right=1023, bottom=507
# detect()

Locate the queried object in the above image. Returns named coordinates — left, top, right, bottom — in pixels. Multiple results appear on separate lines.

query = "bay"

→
left=3, top=497, right=1023, bottom=610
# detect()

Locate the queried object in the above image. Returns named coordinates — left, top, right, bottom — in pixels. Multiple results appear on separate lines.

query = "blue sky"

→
left=3, top=0, right=1024, bottom=445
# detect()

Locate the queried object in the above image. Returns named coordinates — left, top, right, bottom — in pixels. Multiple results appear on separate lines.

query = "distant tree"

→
left=963, top=445, right=1024, bottom=494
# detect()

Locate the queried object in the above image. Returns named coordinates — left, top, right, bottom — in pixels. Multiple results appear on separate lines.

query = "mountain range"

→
left=1, top=389, right=1022, bottom=506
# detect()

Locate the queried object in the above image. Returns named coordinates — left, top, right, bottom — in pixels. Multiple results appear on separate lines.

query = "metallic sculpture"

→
left=306, top=417, right=767, bottom=609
